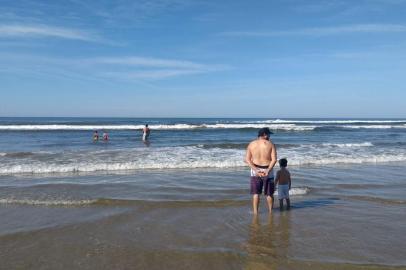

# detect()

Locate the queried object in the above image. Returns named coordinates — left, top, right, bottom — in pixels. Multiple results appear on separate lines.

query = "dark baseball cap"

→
left=258, top=127, right=273, bottom=137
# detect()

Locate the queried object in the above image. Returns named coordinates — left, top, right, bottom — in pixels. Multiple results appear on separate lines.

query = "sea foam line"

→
left=0, top=198, right=97, bottom=206
left=321, top=142, right=373, bottom=147
left=282, top=186, right=309, bottom=196
left=1, top=123, right=405, bottom=131
left=1, top=153, right=406, bottom=175
left=0, top=187, right=310, bottom=206
left=268, top=119, right=406, bottom=124
left=0, top=123, right=315, bottom=131
left=342, top=125, right=406, bottom=129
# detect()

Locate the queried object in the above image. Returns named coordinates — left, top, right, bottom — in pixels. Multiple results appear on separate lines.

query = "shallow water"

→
left=1, top=165, right=405, bottom=269
left=1, top=118, right=406, bottom=269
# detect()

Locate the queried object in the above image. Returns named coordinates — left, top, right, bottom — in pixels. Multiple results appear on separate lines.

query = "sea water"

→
left=0, top=117, right=405, bottom=269
left=1, top=117, right=405, bottom=175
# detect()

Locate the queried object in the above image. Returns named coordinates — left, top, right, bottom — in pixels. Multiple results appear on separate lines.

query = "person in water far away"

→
left=142, top=124, right=150, bottom=141
left=245, top=127, right=277, bottom=215
left=93, top=130, right=99, bottom=142
left=102, top=131, right=109, bottom=141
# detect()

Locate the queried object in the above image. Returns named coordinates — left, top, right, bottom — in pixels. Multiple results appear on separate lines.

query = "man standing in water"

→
left=245, top=128, right=277, bottom=215
left=142, top=124, right=150, bottom=141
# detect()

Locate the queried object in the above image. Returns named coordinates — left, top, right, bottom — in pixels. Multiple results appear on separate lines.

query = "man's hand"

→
left=257, top=170, right=267, bottom=177
left=257, top=171, right=265, bottom=177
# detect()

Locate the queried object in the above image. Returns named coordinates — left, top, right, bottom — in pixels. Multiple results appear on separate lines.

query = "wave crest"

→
left=0, top=198, right=97, bottom=206
left=0, top=123, right=315, bottom=131
left=0, top=188, right=310, bottom=206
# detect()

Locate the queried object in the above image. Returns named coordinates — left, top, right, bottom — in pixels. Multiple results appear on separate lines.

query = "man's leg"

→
left=286, top=198, right=291, bottom=210
left=266, top=195, right=273, bottom=214
left=252, top=194, right=260, bottom=215
left=279, top=199, right=284, bottom=211
left=264, top=177, right=275, bottom=214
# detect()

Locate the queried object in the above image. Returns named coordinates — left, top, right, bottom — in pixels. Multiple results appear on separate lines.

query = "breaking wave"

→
left=0, top=123, right=316, bottom=131
left=0, top=187, right=310, bottom=206
left=321, top=142, right=373, bottom=148
left=0, top=144, right=405, bottom=175
left=0, top=198, right=97, bottom=206
left=266, top=119, right=406, bottom=124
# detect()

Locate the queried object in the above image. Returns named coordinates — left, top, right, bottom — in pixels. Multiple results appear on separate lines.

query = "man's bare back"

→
left=246, top=138, right=277, bottom=177
left=248, top=139, right=275, bottom=165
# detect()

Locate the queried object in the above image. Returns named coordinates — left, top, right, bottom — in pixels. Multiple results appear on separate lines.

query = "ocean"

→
left=0, top=117, right=405, bottom=269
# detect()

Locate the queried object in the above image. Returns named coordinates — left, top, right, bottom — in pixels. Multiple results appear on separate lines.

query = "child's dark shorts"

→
left=250, top=176, right=275, bottom=196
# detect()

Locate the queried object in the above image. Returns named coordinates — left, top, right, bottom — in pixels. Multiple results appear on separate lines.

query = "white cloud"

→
left=0, top=53, right=229, bottom=81
left=89, top=56, right=207, bottom=69
left=221, top=24, right=406, bottom=37
left=0, top=24, right=99, bottom=41
left=101, top=69, right=206, bottom=80
left=85, top=56, right=230, bottom=79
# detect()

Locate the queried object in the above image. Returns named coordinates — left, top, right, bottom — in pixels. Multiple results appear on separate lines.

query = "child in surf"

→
left=275, top=158, right=291, bottom=210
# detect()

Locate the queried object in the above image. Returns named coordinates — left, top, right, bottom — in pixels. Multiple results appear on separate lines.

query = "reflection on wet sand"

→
left=245, top=213, right=291, bottom=269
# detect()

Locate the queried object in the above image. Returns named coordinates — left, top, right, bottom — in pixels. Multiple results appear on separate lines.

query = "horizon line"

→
left=0, top=116, right=404, bottom=119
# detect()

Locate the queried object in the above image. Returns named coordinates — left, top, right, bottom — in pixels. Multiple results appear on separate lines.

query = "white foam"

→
left=342, top=125, right=406, bottom=129
left=2, top=122, right=404, bottom=131
left=321, top=142, right=373, bottom=148
left=1, top=144, right=406, bottom=175
left=0, top=124, right=145, bottom=130
left=0, top=147, right=243, bottom=175
left=280, top=153, right=406, bottom=166
left=270, top=119, right=406, bottom=124
left=272, top=187, right=309, bottom=196
left=0, top=123, right=315, bottom=131
left=201, top=124, right=316, bottom=131
left=0, top=198, right=96, bottom=206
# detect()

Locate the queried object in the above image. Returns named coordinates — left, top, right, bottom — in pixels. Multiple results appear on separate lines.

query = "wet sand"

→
left=1, top=200, right=405, bottom=269
left=1, top=165, right=406, bottom=269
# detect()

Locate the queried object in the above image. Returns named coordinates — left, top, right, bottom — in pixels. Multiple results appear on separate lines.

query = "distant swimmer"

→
left=245, top=127, right=277, bottom=215
left=93, top=130, right=99, bottom=142
left=275, top=158, right=291, bottom=211
left=142, top=124, right=150, bottom=141
left=102, top=131, right=109, bottom=141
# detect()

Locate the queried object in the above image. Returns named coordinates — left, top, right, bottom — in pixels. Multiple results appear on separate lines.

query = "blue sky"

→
left=1, top=0, right=405, bottom=117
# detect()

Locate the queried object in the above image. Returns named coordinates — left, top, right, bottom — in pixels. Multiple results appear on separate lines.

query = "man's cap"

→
left=258, top=127, right=273, bottom=137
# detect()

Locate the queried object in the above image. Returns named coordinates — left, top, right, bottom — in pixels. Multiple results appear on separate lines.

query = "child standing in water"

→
left=275, top=158, right=291, bottom=210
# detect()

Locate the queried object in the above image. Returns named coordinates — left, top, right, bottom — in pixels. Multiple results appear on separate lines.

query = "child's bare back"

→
left=276, top=168, right=290, bottom=185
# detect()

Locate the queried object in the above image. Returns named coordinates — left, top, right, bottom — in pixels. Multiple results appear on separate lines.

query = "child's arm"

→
left=288, top=171, right=291, bottom=190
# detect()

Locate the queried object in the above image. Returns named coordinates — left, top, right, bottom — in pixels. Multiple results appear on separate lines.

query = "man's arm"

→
left=266, top=143, right=277, bottom=176
left=245, top=143, right=259, bottom=174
